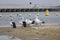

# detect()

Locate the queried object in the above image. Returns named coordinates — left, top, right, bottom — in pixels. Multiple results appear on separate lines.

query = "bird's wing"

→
left=19, top=21, right=23, bottom=24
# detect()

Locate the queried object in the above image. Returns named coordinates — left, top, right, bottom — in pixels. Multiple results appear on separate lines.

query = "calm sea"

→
left=0, top=12, right=60, bottom=27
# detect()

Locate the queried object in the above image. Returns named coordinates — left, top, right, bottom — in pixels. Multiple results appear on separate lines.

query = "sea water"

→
left=0, top=12, right=60, bottom=27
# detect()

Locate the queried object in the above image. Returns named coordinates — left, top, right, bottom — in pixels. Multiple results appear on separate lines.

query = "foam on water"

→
left=0, top=35, right=21, bottom=40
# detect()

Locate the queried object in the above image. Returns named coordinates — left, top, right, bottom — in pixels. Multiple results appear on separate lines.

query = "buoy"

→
left=18, top=14, right=22, bottom=17
left=45, top=9, right=49, bottom=16
left=0, top=14, right=2, bottom=17
left=55, top=13, right=58, bottom=16
left=36, top=13, right=40, bottom=16
left=28, top=14, right=32, bottom=16
left=9, top=13, right=12, bottom=17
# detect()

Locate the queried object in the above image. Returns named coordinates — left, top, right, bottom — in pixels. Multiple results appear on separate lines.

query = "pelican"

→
left=10, top=17, right=13, bottom=25
left=19, top=17, right=34, bottom=27
left=19, top=16, right=45, bottom=27
left=34, top=16, right=45, bottom=26
left=25, top=19, right=33, bottom=26
left=19, top=17, right=24, bottom=25
left=9, top=17, right=17, bottom=28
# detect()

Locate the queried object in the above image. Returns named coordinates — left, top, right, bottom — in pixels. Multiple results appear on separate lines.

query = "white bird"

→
left=19, top=16, right=45, bottom=27
left=19, top=17, right=34, bottom=27
left=9, top=17, right=13, bottom=26
left=25, top=19, right=33, bottom=26
left=34, top=16, right=43, bottom=25
left=25, top=19, right=32, bottom=24
left=19, top=17, right=24, bottom=25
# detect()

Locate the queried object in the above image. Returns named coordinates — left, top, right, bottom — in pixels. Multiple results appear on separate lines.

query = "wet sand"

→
left=0, top=25, right=60, bottom=40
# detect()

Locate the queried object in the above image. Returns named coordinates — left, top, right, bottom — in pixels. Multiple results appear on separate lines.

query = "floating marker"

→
left=18, top=14, right=22, bottom=17
left=9, top=13, right=12, bottom=17
left=55, top=13, right=58, bottom=16
left=0, top=13, right=2, bottom=17
left=28, top=14, right=32, bottom=16
left=45, top=9, right=49, bottom=16
left=36, top=13, right=40, bottom=16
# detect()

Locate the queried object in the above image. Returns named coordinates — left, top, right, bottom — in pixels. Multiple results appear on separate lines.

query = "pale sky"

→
left=0, top=0, right=60, bottom=6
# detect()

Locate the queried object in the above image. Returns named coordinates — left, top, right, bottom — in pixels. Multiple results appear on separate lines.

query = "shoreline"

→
left=0, top=23, right=60, bottom=27
left=0, top=25, right=60, bottom=40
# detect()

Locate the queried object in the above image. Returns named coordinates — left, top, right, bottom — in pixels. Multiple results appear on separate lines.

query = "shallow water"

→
left=0, top=12, right=60, bottom=27
left=0, top=35, right=21, bottom=40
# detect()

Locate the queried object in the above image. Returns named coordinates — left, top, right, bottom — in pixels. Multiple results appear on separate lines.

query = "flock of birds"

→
left=10, top=16, right=45, bottom=27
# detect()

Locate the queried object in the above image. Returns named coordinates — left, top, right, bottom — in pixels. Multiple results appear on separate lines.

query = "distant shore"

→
left=0, top=8, right=60, bottom=12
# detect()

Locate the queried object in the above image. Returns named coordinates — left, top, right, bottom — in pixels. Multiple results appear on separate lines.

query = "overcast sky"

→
left=0, top=0, right=60, bottom=6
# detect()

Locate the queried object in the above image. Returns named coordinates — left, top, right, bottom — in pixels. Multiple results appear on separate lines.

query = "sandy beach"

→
left=0, top=25, right=60, bottom=40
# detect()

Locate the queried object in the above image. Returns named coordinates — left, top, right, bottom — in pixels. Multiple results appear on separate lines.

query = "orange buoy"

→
left=45, top=9, right=49, bottom=16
